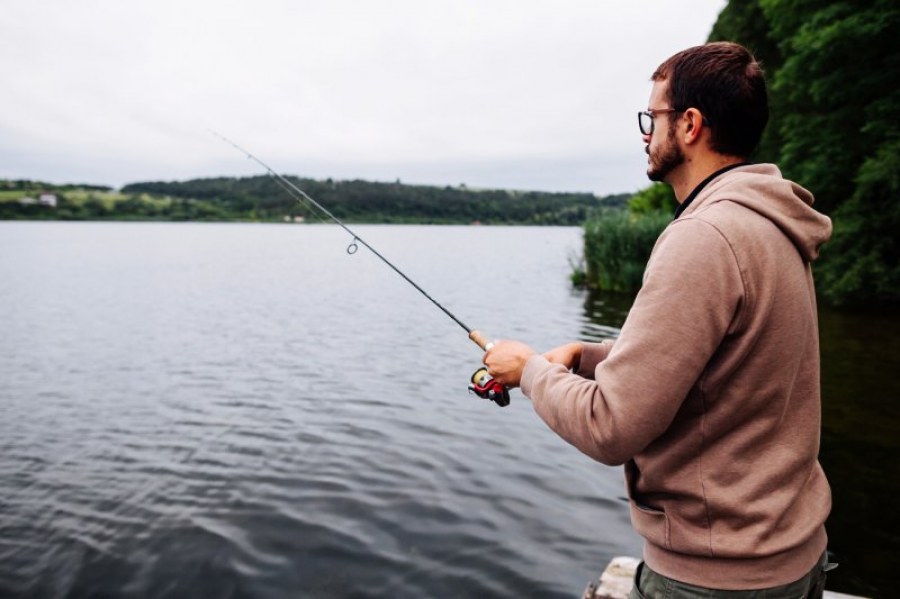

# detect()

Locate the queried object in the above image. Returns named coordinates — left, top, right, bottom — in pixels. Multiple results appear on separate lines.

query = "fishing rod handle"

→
left=469, top=330, right=494, bottom=351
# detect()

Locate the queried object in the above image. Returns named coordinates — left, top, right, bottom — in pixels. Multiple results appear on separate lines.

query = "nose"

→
left=642, top=132, right=651, bottom=145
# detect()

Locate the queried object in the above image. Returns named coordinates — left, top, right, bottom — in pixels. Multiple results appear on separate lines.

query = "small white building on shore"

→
left=17, top=193, right=57, bottom=207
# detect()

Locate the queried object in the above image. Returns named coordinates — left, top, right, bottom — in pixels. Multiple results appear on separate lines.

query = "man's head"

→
left=643, top=81, right=685, bottom=183
left=642, top=42, right=768, bottom=183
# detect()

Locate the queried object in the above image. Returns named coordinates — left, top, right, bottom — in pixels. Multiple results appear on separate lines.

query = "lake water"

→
left=0, top=222, right=895, bottom=598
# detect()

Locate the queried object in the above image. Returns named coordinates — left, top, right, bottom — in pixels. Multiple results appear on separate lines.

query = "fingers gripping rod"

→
left=212, top=131, right=493, bottom=351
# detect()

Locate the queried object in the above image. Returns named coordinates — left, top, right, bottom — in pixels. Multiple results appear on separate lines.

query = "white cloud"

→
left=0, top=0, right=726, bottom=193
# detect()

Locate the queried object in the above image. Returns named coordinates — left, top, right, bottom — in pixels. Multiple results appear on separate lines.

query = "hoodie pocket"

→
left=629, top=501, right=671, bottom=550
left=625, top=460, right=671, bottom=550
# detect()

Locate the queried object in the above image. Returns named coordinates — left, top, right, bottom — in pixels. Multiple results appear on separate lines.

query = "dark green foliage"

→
left=0, top=179, right=112, bottom=192
left=817, top=139, right=900, bottom=306
left=708, top=0, right=900, bottom=306
left=0, top=202, right=57, bottom=220
left=627, top=184, right=677, bottom=215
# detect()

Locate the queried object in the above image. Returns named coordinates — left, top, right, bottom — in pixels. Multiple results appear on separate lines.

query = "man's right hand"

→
left=542, top=342, right=583, bottom=371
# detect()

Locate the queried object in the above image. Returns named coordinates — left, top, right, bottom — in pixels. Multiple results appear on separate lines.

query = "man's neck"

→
left=670, top=155, right=745, bottom=203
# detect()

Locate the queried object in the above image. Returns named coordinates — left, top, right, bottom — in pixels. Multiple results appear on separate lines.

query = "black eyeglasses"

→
left=638, top=108, right=710, bottom=135
left=638, top=108, right=683, bottom=135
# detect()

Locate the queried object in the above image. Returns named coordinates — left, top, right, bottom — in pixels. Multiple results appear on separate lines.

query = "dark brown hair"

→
left=653, top=42, right=768, bottom=159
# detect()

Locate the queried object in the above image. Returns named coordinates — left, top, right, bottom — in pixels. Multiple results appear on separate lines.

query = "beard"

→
left=646, top=126, right=683, bottom=182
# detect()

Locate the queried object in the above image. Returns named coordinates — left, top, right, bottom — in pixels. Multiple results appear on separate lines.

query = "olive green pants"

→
left=628, top=552, right=833, bottom=599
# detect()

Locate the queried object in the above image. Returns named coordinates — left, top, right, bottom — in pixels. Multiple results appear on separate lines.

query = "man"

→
left=483, top=42, right=834, bottom=597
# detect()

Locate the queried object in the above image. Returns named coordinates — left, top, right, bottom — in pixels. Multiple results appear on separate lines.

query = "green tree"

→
left=707, top=0, right=900, bottom=305
left=627, top=183, right=676, bottom=215
left=817, top=139, right=900, bottom=305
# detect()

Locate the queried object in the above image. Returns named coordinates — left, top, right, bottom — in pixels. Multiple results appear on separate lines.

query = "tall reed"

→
left=582, top=210, right=671, bottom=292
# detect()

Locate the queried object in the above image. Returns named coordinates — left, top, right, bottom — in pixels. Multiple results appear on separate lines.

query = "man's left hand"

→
left=483, top=340, right=537, bottom=388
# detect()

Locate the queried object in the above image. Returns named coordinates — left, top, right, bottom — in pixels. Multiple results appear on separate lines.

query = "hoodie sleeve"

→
left=574, top=340, right=615, bottom=379
left=521, top=218, right=744, bottom=465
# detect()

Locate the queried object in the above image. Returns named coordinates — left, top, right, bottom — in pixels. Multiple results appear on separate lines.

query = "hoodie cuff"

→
left=521, top=354, right=552, bottom=399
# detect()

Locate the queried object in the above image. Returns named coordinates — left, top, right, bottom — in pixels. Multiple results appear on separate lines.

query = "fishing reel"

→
left=468, top=367, right=510, bottom=407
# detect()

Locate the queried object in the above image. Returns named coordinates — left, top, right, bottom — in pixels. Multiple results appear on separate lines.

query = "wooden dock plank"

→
left=583, top=556, right=869, bottom=599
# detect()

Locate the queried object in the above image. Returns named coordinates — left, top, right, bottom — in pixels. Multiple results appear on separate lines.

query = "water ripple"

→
left=0, top=224, right=640, bottom=598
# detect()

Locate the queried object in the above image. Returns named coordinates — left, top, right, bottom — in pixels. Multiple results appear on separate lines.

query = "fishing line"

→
left=211, top=130, right=493, bottom=352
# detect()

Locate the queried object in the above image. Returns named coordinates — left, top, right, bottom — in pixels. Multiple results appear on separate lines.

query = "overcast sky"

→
left=1, top=0, right=726, bottom=195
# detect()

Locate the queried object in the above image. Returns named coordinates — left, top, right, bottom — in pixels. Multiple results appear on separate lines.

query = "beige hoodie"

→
left=521, top=164, right=833, bottom=589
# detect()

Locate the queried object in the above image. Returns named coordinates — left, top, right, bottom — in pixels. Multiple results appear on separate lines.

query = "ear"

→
left=682, top=108, right=705, bottom=146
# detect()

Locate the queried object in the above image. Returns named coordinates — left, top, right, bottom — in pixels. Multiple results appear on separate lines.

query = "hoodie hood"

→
left=683, top=163, right=832, bottom=261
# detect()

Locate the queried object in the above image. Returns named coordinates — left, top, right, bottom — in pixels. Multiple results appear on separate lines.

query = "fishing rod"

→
left=213, top=131, right=510, bottom=406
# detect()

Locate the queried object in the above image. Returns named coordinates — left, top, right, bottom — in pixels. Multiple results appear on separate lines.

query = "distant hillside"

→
left=1, top=175, right=628, bottom=224
left=121, top=175, right=630, bottom=225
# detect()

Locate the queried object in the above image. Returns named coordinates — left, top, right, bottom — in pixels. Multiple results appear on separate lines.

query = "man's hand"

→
left=543, top=342, right=583, bottom=371
left=482, top=340, right=536, bottom=388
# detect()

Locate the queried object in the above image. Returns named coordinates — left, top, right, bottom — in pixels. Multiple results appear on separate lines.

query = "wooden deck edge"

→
left=583, top=556, right=870, bottom=599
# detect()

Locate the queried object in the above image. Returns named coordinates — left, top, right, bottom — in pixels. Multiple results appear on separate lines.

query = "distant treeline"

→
left=120, top=176, right=628, bottom=225
left=0, top=176, right=629, bottom=225
left=1, top=179, right=112, bottom=192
